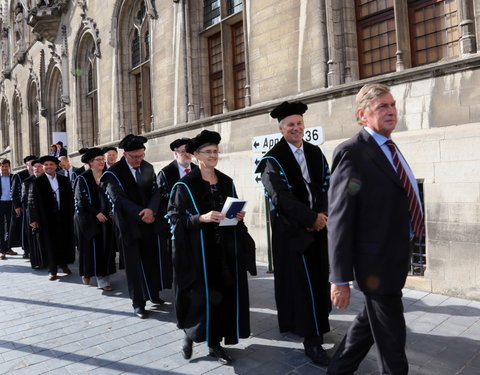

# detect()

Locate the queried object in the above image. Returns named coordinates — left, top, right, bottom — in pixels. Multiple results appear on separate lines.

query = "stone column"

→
left=458, top=0, right=477, bottom=54
left=394, top=0, right=412, bottom=71
left=325, top=0, right=344, bottom=86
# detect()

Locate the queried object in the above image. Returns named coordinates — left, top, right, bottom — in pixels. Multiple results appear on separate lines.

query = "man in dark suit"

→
left=327, top=83, right=424, bottom=375
left=101, top=134, right=164, bottom=319
left=103, top=146, right=118, bottom=170
left=0, top=159, right=15, bottom=260
left=28, top=156, right=75, bottom=280
left=256, top=101, right=331, bottom=366
left=57, top=156, right=79, bottom=183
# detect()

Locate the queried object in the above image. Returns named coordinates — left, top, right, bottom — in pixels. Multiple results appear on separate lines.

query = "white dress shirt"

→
left=47, top=173, right=60, bottom=209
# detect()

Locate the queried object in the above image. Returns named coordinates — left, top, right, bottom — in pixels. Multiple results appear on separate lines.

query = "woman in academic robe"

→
left=167, top=130, right=256, bottom=365
left=74, top=148, right=116, bottom=291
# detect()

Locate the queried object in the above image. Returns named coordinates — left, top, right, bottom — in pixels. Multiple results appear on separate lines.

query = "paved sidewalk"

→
left=1, top=249, right=480, bottom=375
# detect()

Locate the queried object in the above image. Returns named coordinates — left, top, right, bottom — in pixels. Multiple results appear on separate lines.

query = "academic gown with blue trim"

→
left=256, top=137, right=331, bottom=338
left=74, top=170, right=116, bottom=279
left=167, top=167, right=253, bottom=346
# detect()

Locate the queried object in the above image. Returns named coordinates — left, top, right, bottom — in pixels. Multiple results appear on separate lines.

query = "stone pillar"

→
left=343, top=0, right=359, bottom=82
left=394, top=0, right=412, bottom=71
left=458, top=0, right=477, bottom=54
left=307, top=0, right=328, bottom=88
left=474, top=0, right=480, bottom=51
left=325, top=0, right=344, bottom=86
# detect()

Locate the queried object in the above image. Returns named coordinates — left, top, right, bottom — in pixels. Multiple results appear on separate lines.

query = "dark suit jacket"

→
left=57, top=167, right=79, bottom=180
left=328, top=128, right=411, bottom=295
left=57, top=147, right=68, bottom=157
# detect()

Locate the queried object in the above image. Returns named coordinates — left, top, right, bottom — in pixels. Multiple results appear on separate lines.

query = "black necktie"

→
left=134, top=167, right=141, bottom=184
left=66, top=170, right=70, bottom=181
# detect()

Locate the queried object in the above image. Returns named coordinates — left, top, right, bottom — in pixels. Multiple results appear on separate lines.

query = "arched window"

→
left=28, top=81, right=40, bottom=156
left=129, top=0, right=152, bottom=134
left=12, top=94, right=23, bottom=166
left=46, top=66, right=66, bottom=142
left=75, top=32, right=99, bottom=148
left=117, top=0, right=153, bottom=135
left=0, top=98, right=9, bottom=150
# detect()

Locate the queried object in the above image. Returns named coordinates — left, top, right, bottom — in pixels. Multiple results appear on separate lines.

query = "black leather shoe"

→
left=133, top=307, right=148, bottom=319
left=22, top=253, right=29, bottom=259
left=208, top=344, right=232, bottom=365
left=181, top=335, right=193, bottom=359
left=150, top=297, right=165, bottom=305
left=305, top=345, right=329, bottom=366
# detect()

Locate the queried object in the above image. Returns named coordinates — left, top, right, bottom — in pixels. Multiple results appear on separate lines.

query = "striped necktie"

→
left=386, top=140, right=424, bottom=238
left=295, top=148, right=312, bottom=207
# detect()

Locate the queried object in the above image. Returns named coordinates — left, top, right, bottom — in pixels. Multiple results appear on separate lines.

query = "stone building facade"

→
left=1, top=0, right=480, bottom=299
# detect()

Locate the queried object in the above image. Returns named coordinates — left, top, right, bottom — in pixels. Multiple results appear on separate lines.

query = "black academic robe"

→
left=167, top=167, right=254, bottom=346
left=156, top=160, right=197, bottom=284
left=9, top=169, right=30, bottom=249
left=74, top=170, right=116, bottom=278
left=255, top=137, right=331, bottom=338
left=28, top=173, right=75, bottom=269
left=22, top=175, right=46, bottom=268
left=158, top=160, right=198, bottom=203
left=101, top=157, right=169, bottom=305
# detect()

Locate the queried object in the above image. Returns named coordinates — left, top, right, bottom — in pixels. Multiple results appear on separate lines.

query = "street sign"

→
left=251, top=126, right=324, bottom=153
left=252, top=126, right=324, bottom=186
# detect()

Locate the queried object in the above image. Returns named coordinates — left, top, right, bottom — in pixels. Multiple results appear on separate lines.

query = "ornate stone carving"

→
left=79, top=8, right=101, bottom=58
left=1, top=27, right=11, bottom=78
left=27, top=0, right=69, bottom=42
left=13, top=3, right=27, bottom=63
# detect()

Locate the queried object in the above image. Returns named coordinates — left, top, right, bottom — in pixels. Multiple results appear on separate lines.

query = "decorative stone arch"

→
left=45, top=62, right=66, bottom=143
left=111, top=0, right=156, bottom=137
left=0, top=93, right=10, bottom=151
left=12, top=88, right=23, bottom=165
left=73, top=28, right=99, bottom=148
left=26, top=75, right=40, bottom=156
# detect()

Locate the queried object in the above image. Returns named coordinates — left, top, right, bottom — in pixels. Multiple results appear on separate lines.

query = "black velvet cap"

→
left=102, top=146, right=118, bottom=153
left=118, top=134, right=147, bottom=151
left=185, top=130, right=221, bottom=154
left=79, top=148, right=89, bottom=155
left=81, top=147, right=105, bottom=164
left=39, top=155, right=60, bottom=165
left=170, top=138, right=191, bottom=151
left=23, top=155, right=38, bottom=163
left=270, top=101, right=308, bottom=122
left=30, top=159, right=42, bottom=166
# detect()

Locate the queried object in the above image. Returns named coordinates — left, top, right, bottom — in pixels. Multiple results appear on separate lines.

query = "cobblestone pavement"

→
left=1, top=249, right=479, bottom=374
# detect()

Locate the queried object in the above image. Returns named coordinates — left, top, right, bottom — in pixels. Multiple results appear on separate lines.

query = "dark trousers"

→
left=120, top=233, right=160, bottom=309
left=327, top=293, right=408, bottom=375
left=0, top=201, right=12, bottom=252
